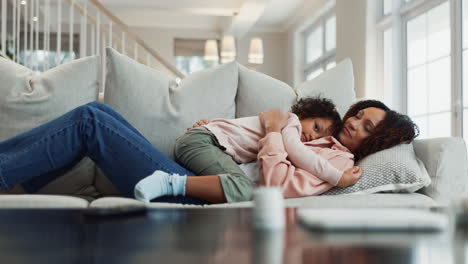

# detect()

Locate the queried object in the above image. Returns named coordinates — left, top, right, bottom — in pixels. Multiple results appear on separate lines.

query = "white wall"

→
left=130, top=26, right=287, bottom=82
left=336, top=0, right=367, bottom=99
left=286, top=0, right=375, bottom=99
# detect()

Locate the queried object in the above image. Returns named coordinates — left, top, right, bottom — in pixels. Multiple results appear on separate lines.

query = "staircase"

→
left=0, top=0, right=185, bottom=93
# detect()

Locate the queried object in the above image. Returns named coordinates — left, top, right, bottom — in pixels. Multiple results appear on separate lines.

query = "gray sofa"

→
left=0, top=49, right=467, bottom=209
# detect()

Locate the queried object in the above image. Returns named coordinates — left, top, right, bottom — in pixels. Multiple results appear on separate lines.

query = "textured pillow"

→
left=323, top=143, right=431, bottom=195
left=235, top=64, right=296, bottom=117
left=104, top=47, right=238, bottom=158
left=0, top=56, right=100, bottom=196
left=295, top=58, right=356, bottom=118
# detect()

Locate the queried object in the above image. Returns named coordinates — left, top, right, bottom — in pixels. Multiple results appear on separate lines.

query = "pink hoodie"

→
left=204, top=114, right=354, bottom=196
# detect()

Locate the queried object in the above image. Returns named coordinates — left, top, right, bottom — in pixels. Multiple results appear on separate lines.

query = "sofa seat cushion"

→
left=0, top=195, right=89, bottom=208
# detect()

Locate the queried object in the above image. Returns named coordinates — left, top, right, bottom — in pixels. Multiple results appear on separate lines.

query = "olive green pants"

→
left=174, top=127, right=253, bottom=203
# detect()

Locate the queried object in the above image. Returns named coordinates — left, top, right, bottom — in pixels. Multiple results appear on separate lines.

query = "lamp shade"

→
left=248, top=38, right=264, bottom=64
left=204, top=40, right=219, bottom=61
left=221, top=35, right=236, bottom=63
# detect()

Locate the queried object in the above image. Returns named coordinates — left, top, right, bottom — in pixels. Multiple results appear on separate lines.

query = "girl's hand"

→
left=187, top=119, right=210, bottom=130
left=259, top=109, right=289, bottom=133
left=337, top=166, right=362, bottom=187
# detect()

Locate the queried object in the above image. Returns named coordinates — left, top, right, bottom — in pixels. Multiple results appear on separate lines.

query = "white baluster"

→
left=45, top=0, right=50, bottom=70
left=29, top=0, right=33, bottom=61
left=121, top=31, right=125, bottom=54
left=96, top=11, right=100, bottom=55
left=108, top=21, right=112, bottom=48
left=90, top=25, right=94, bottom=54
left=69, top=0, right=74, bottom=56
left=81, top=0, right=87, bottom=57
left=12, top=0, right=16, bottom=61
left=100, top=36, right=106, bottom=93
left=16, top=0, right=20, bottom=63
left=133, top=43, right=137, bottom=60
left=35, top=0, right=38, bottom=61
left=24, top=0, right=28, bottom=67
left=56, top=0, right=61, bottom=66
left=1, top=0, right=6, bottom=57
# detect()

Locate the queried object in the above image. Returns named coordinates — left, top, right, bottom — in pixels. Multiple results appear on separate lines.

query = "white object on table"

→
left=297, top=208, right=449, bottom=231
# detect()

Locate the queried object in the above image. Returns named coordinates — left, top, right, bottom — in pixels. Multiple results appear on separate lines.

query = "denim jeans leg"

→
left=0, top=104, right=206, bottom=204
left=84, top=101, right=151, bottom=144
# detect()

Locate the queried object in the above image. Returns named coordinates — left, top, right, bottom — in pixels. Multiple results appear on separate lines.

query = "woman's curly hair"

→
left=291, top=96, right=342, bottom=137
left=343, top=100, right=420, bottom=161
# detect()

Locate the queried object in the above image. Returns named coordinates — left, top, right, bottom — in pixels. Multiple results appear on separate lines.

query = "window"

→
left=406, top=2, right=451, bottom=139
left=463, top=0, right=468, bottom=142
left=377, top=0, right=460, bottom=141
left=303, top=11, right=336, bottom=81
left=383, top=0, right=392, bottom=16
left=174, top=39, right=219, bottom=75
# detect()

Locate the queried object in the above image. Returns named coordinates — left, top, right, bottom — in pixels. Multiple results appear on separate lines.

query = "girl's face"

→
left=299, top=117, right=334, bottom=142
left=337, top=107, right=386, bottom=153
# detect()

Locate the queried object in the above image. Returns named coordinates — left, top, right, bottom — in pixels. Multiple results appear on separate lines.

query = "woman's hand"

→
left=259, top=109, right=289, bottom=133
left=337, top=166, right=362, bottom=187
left=187, top=119, right=210, bottom=130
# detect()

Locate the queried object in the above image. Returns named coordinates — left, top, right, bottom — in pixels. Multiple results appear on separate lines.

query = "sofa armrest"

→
left=413, top=137, right=468, bottom=205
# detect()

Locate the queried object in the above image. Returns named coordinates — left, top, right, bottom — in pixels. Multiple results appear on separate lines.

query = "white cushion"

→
left=235, top=64, right=296, bottom=117
left=295, top=58, right=356, bottom=118
left=323, top=143, right=431, bottom=195
left=104, top=48, right=238, bottom=158
left=0, top=56, right=100, bottom=195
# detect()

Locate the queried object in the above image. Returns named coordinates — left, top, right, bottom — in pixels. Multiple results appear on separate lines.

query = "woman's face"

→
left=337, top=107, right=386, bottom=153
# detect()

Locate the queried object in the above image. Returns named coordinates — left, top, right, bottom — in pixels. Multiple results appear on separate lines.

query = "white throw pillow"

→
left=104, top=47, right=238, bottom=158
left=295, top=58, right=356, bottom=118
left=0, top=56, right=100, bottom=195
left=323, top=143, right=431, bottom=195
left=236, top=64, right=296, bottom=117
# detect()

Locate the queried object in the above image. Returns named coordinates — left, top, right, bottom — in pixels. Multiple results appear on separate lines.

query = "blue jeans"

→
left=0, top=101, right=207, bottom=204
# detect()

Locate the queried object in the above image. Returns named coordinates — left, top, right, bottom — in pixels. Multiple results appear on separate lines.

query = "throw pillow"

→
left=235, top=64, right=296, bottom=117
left=104, top=47, right=238, bottom=158
left=323, top=143, right=431, bottom=195
left=0, top=56, right=100, bottom=196
left=295, top=58, right=356, bottom=118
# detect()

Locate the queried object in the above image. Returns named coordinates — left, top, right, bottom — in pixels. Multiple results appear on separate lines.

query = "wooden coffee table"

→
left=0, top=208, right=465, bottom=263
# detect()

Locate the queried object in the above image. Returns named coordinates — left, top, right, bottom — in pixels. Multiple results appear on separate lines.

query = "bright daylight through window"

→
left=303, top=11, right=336, bottom=81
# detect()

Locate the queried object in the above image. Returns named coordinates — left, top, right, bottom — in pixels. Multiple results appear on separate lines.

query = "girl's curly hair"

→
left=291, top=96, right=342, bottom=137
left=343, top=100, right=419, bottom=161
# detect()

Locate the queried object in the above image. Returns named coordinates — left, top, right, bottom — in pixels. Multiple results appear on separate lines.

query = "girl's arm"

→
left=281, top=117, right=343, bottom=186
left=257, top=131, right=355, bottom=198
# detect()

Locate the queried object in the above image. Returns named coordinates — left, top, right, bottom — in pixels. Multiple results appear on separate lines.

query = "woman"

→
left=0, top=100, right=417, bottom=204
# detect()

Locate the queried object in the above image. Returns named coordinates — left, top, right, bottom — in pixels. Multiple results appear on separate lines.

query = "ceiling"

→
left=98, top=0, right=308, bottom=35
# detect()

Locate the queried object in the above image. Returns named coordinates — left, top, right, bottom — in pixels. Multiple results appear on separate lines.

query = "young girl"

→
left=134, top=97, right=362, bottom=203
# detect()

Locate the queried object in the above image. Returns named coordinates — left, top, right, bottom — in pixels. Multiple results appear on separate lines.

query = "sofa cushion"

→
left=295, top=58, right=356, bottom=118
left=0, top=195, right=89, bottom=208
left=413, top=137, right=468, bottom=205
left=235, top=64, right=296, bottom=117
left=104, top=48, right=238, bottom=159
left=323, top=143, right=431, bottom=195
left=0, top=57, right=100, bottom=198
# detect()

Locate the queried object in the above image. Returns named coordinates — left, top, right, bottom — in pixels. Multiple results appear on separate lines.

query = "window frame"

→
left=376, top=0, right=463, bottom=138
left=302, top=9, right=336, bottom=81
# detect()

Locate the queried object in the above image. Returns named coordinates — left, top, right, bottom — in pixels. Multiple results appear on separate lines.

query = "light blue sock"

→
left=134, top=170, right=187, bottom=203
